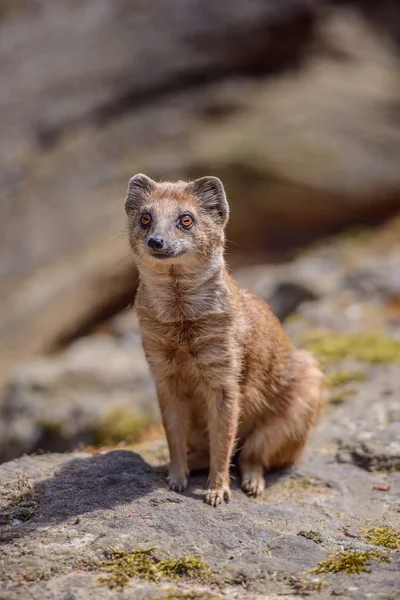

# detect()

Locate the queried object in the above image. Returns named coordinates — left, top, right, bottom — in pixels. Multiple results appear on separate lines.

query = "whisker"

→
left=113, top=255, right=133, bottom=269
left=107, top=229, right=128, bottom=238
left=106, top=231, right=130, bottom=247
left=226, top=238, right=240, bottom=249
left=107, top=236, right=129, bottom=246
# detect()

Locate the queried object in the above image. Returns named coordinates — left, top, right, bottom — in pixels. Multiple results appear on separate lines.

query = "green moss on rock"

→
left=362, top=527, right=400, bottom=551
left=297, top=530, right=324, bottom=544
left=98, top=548, right=158, bottom=588
left=2, top=476, right=36, bottom=523
left=94, top=409, right=152, bottom=446
left=325, top=370, right=367, bottom=388
left=305, top=331, right=400, bottom=366
left=98, top=547, right=210, bottom=590
left=158, top=557, right=210, bottom=580
left=310, top=550, right=389, bottom=575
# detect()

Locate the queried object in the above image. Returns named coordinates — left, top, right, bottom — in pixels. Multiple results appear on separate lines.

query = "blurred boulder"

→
left=2, top=0, right=400, bottom=390
left=189, top=5, right=400, bottom=253
left=0, top=0, right=317, bottom=389
left=336, top=426, right=400, bottom=472
left=0, top=331, right=159, bottom=463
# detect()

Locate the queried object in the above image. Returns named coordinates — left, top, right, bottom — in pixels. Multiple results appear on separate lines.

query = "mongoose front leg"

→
left=205, top=387, right=240, bottom=507
left=157, top=380, right=189, bottom=492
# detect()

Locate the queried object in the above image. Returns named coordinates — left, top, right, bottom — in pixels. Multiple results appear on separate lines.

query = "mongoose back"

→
left=125, top=174, right=322, bottom=507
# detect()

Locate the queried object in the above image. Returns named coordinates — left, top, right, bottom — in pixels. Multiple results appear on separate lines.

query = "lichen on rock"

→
left=310, top=550, right=389, bottom=575
left=97, top=547, right=210, bottom=589
left=362, top=527, right=400, bottom=551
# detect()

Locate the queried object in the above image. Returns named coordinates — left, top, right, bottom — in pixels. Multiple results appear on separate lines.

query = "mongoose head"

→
left=125, top=174, right=229, bottom=268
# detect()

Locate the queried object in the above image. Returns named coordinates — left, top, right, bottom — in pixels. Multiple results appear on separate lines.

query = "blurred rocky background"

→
left=2, top=3, right=400, bottom=598
left=1, top=0, right=400, bottom=462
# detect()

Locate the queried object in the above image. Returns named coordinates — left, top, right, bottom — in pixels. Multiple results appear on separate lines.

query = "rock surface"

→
left=0, top=375, right=399, bottom=599
left=0, top=330, right=159, bottom=463
left=1, top=220, right=400, bottom=599
left=3, top=1, right=400, bottom=389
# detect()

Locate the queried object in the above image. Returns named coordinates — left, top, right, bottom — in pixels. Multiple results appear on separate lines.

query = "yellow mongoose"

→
left=125, top=174, right=322, bottom=507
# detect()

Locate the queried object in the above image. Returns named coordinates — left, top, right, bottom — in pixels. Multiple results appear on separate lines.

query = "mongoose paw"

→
left=241, top=472, right=265, bottom=497
left=167, top=475, right=188, bottom=493
left=204, top=487, right=231, bottom=507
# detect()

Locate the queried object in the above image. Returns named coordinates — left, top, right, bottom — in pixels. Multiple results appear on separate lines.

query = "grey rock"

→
left=336, top=425, right=400, bottom=472
left=1, top=340, right=399, bottom=599
left=0, top=334, right=159, bottom=463
left=0, top=0, right=316, bottom=390
left=3, top=1, right=400, bottom=392
left=267, top=281, right=319, bottom=321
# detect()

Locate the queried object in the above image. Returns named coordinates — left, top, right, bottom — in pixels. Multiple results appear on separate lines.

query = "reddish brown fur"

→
left=125, top=174, right=322, bottom=506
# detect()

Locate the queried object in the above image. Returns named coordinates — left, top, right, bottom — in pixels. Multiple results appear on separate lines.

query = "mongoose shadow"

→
left=1, top=450, right=293, bottom=537
left=1, top=451, right=163, bottom=532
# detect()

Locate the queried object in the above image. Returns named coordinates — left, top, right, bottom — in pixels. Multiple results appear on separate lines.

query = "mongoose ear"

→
left=189, top=176, right=229, bottom=226
left=125, top=173, right=155, bottom=215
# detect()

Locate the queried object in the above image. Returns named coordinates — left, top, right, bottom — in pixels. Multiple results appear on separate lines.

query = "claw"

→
left=241, top=474, right=265, bottom=497
left=205, top=488, right=231, bottom=507
left=167, top=475, right=188, bottom=493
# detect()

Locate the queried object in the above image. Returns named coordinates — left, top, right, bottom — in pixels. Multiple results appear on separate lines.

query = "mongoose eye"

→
left=179, top=214, right=193, bottom=229
left=140, top=213, right=152, bottom=227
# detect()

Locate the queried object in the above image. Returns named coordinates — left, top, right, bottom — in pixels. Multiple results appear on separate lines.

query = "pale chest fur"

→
left=136, top=272, right=240, bottom=388
left=138, top=267, right=228, bottom=322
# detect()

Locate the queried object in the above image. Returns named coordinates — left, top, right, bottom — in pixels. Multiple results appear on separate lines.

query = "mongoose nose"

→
left=148, top=236, right=164, bottom=250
